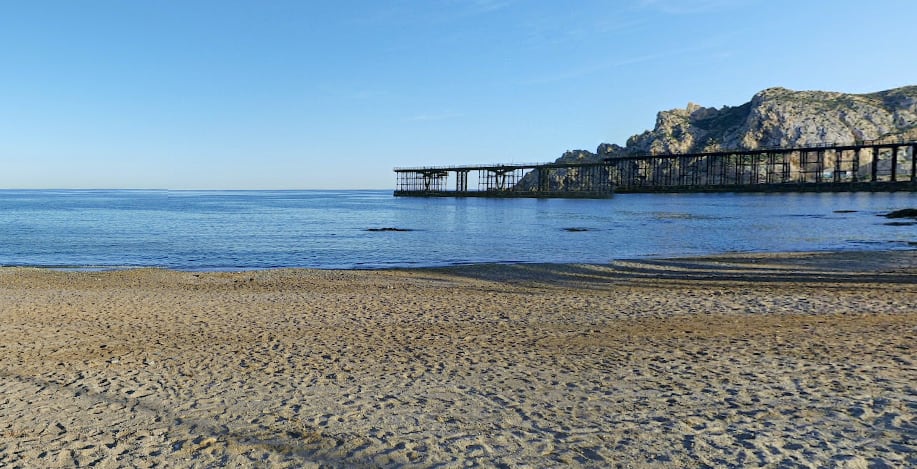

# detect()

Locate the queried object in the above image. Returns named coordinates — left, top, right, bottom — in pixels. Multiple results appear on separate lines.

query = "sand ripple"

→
left=1, top=251, right=915, bottom=467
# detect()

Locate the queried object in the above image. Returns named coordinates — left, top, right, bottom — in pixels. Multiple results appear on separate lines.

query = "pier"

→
left=394, top=140, right=917, bottom=197
left=394, top=162, right=613, bottom=198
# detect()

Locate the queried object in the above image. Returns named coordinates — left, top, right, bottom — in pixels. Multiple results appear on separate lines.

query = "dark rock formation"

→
left=884, top=208, right=917, bottom=219
left=523, top=85, right=917, bottom=190
left=552, top=86, right=917, bottom=162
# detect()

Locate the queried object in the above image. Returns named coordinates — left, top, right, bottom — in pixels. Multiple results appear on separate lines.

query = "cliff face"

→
left=555, top=85, right=917, bottom=164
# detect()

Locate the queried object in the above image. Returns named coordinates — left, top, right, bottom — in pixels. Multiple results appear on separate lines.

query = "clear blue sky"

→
left=2, top=0, right=915, bottom=189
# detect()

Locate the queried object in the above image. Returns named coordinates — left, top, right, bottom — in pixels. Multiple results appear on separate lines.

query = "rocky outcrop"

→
left=520, top=86, right=917, bottom=190
left=557, top=85, right=917, bottom=162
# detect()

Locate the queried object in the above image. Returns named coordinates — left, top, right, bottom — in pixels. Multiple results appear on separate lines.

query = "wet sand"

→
left=1, top=250, right=915, bottom=467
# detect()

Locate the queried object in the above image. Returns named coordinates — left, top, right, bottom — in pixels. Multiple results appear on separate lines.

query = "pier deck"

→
left=394, top=140, right=917, bottom=197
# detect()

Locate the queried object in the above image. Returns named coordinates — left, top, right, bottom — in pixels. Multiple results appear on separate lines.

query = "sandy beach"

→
left=1, top=250, right=915, bottom=468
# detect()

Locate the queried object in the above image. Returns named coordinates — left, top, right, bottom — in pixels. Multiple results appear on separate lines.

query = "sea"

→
left=0, top=190, right=914, bottom=271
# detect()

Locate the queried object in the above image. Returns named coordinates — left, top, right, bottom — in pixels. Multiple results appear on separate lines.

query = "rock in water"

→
left=884, top=208, right=917, bottom=219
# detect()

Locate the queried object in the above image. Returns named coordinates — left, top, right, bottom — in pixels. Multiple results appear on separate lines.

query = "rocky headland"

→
left=558, top=85, right=917, bottom=164
left=517, top=86, right=917, bottom=191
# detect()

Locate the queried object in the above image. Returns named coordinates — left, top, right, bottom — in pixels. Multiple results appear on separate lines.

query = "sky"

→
left=1, top=0, right=916, bottom=190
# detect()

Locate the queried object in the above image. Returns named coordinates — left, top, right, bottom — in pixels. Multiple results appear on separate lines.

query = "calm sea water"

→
left=0, top=190, right=914, bottom=270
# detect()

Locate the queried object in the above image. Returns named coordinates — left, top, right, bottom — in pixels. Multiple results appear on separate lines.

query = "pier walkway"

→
left=394, top=140, right=917, bottom=197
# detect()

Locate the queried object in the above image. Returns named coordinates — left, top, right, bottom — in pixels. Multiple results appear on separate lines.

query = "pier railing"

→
left=394, top=140, right=917, bottom=197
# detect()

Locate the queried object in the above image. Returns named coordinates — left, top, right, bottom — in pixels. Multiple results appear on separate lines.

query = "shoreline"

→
left=2, top=250, right=915, bottom=467
left=4, top=246, right=916, bottom=274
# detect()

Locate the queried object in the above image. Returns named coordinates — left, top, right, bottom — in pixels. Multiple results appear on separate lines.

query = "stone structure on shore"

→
left=525, top=86, right=917, bottom=190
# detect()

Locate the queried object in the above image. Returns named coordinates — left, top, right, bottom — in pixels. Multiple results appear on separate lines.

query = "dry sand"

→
left=1, top=250, right=915, bottom=468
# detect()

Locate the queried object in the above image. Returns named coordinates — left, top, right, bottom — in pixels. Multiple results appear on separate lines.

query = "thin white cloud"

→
left=346, top=0, right=514, bottom=31
left=593, top=17, right=648, bottom=35
left=520, top=53, right=663, bottom=86
left=639, top=0, right=751, bottom=14
left=519, top=16, right=647, bottom=51
left=346, top=89, right=391, bottom=101
left=446, top=0, right=514, bottom=15
left=406, top=111, right=465, bottom=122
left=519, top=33, right=734, bottom=86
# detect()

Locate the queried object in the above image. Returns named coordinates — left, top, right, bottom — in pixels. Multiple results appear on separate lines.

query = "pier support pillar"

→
left=911, top=144, right=916, bottom=182
left=872, top=147, right=879, bottom=182
left=537, top=168, right=548, bottom=192
left=853, top=148, right=860, bottom=182
left=834, top=149, right=842, bottom=182
left=892, top=147, right=898, bottom=181
left=456, top=170, right=469, bottom=192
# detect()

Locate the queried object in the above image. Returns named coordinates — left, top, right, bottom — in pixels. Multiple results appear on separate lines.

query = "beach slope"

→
left=1, top=251, right=915, bottom=467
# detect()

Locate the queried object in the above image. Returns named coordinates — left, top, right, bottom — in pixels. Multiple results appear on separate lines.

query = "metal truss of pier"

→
left=394, top=162, right=613, bottom=198
left=607, top=140, right=917, bottom=193
left=394, top=140, right=917, bottom=197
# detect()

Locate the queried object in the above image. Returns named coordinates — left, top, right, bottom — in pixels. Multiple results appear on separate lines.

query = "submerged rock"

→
left=884, top=208, right=917, bottom=219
